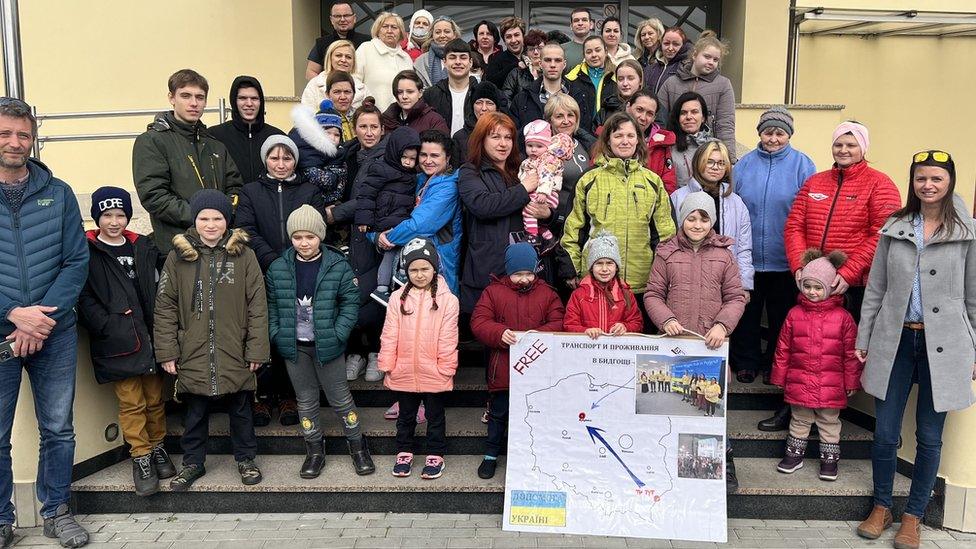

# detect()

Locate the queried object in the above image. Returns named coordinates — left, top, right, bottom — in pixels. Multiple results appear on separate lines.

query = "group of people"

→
left=677, top=453, right=723, bottom=480
left=0, top=5, right=972, bottom=549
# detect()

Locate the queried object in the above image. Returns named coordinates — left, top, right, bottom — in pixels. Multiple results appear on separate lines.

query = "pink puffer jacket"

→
left=378, top=275, right=459, bottom=393
left=643, top=231, right=746, bottom=335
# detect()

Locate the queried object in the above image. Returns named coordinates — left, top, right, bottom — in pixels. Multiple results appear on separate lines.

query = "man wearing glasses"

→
left=305, top=1, right=370, bottom=80
left=0, top=97, right=90, bottom=548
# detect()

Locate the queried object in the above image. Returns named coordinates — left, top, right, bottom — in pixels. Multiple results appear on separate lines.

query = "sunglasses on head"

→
left=913, top=150, right=951, bottom=164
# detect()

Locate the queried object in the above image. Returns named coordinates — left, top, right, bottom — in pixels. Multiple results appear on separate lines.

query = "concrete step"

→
left=727, top=377, right=785, bottom=410
left=728, top=410, right=874, bottom=459
left=347, top=367, right=488, bottom=407
left=70, top=455, right=914, bottom=520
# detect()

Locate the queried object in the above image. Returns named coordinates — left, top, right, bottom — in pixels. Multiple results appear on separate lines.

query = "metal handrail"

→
left=31, top=98, right=228, bottom=158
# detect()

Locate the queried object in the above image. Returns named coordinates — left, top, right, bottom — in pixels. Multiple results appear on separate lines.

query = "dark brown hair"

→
left=352, top=97, right=382, bottom=126
left=590, top=112, right=647, bottom=165
left=167, top=69, right=209, bottom=95
left=399, top=277, right=439, bottom=315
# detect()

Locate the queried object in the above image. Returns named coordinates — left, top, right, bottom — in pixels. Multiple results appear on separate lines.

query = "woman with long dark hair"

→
left=380, top=70, right=449, bottom=134
left=668, top=91, right=711, bottom=188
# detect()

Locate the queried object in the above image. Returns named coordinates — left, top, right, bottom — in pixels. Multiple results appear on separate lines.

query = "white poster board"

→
left=502, top=332, right=728, bottom=542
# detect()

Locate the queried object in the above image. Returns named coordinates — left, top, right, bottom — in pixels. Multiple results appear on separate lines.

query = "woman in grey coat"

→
left=854, top=151, right=976, bottom=547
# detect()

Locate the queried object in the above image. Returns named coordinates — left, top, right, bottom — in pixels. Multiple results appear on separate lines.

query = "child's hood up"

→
left=383, top=126, right=422, bottom=172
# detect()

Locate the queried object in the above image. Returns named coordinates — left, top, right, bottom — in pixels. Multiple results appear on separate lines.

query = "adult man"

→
left=512, top=43, right=590, bottom=132
left=452, top=80, right=504, bottom=164
left=484, top=17, right=525, bottom=89
left=563, top=8, right=594, bottom=68
left=133, top=69, right=243, bottom=254
left=423, top=39, right=481, bottom=136
left=305, top=1, right=369, bottom=80
left=209, top=76, right=285, bottom=184
left=0, top=98, right=90, bottom=548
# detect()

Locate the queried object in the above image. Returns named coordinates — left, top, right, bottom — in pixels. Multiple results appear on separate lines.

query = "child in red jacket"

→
left=470, top=243, right=565, bottom=480
left=771, top=249, right=862, bottom=481
left=564, top=232, right=643, bottom=337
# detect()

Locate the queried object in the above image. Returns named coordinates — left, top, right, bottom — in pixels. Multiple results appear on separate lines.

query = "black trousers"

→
left=485, top=391, right=510, bottom=458
left=181, top=391, right=257, bottom=466
left=395, top=392, right=447, bottom=455
left=730, top=271, right=797, bottom=373
left=255, top=353, right=295, bottom=403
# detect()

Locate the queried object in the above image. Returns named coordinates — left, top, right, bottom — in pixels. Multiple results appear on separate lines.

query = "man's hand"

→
left=501, top=330, right=518, bottom=346
left=161, top=360, right=177, bottom=375
left=524, top=201, right=551, bottom=219
left=854, top=349, right=868, bottom=363
left=378, top=231, right=395, bottom=250
left=830, top=273, right=850, bottom=296
left=7, top=306, right=57, bottom=339
left=7, top=330, right=44, bottom=357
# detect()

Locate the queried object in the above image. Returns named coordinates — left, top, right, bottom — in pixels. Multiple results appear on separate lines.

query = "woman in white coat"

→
left=354, top=12, right=414, bottom=109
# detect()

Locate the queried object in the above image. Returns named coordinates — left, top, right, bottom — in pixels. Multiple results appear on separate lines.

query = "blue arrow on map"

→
left=591, top=376, right=635, bottom=409
left=586, top=426, right=645, bottom=488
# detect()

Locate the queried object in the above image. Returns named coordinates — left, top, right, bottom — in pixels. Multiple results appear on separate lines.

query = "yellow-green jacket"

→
left=561, top=156, right=676, bottom=292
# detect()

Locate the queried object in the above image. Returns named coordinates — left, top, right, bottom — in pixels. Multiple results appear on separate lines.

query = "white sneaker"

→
left=364, top=352, right=383, bottom=382
left=345, top=354, right=366, bottom=381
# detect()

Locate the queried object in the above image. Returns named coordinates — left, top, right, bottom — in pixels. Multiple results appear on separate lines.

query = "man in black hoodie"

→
left=209, top=76, right=285, bottom=184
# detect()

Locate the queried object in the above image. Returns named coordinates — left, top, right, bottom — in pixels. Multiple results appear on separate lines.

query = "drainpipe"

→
left=0, top=0, right=24, bottom=99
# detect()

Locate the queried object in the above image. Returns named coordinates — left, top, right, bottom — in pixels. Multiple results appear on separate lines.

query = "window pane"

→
left=424, top=1, right=516, bottom=41
left=627, top=3, right=709, bottom=40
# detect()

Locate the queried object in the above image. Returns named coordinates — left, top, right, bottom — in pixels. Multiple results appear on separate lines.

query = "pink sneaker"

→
left=384, top=402, right=399, bottom=420
left=421, top=455, right=445, bottom=479
left=392, top=452, right=413, bottom=477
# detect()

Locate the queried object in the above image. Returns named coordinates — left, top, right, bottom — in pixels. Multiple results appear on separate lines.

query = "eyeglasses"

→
left=913, top=150, right=951, bottom=163
left=527, top=46, right=543, bottom=52
left=706, top=160, right=727, bottom=169
left=331, top=13, right=355, bottom=20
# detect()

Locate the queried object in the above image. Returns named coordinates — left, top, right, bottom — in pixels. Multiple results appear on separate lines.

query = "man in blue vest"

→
left=0, top=97, right=90, bottom=548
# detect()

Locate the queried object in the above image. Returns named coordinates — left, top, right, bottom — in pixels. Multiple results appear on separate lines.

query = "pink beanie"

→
left=832, top=121, right=869, bottom=154
left=524, top=119, right=552, bottom=145
left=799, top=257, right=837, bottom=292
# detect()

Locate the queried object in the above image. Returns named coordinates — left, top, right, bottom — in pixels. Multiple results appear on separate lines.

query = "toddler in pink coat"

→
left=520, top=120, right=574, bottom=250
left=771, top=249, right=861, bottom=481
left=378, top=237, right=459, bottom=480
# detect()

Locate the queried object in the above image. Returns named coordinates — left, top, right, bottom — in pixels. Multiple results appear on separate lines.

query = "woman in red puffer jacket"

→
left=771, top=250, right=862, bottom=481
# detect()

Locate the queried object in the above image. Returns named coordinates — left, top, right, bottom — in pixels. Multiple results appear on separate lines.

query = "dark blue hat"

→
left=90, top=186, right=133, bottom=222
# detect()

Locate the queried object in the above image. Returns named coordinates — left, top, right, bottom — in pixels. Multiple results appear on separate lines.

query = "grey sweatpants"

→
left=376, top=247, right=400, bottom=290
left=285, top=344, right=363, bottom=443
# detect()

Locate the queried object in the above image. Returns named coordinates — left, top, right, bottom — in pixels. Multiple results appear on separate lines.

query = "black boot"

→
left=726, top=447, right=738, bottom=494
left=152, top=444, right=177, bottom=479
left=348, top=436, right=376, bottom=475
left=132, top=454, right=159, bottom=497
left=757, top=405, right=791, bottom=432
left=300, top=440, right=326, bottom=479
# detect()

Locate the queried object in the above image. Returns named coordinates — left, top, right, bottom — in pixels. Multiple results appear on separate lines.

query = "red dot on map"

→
left=654, top=496, right=661, bottom=502
left=578, top=412, right=586, bottom=421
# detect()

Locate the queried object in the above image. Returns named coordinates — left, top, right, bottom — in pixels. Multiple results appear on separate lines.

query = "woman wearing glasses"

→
left=670, top=139, right=753, bottom=291
left=854, top=150, right=976, bottom=549
left=501, top=29, right=547, bottom=104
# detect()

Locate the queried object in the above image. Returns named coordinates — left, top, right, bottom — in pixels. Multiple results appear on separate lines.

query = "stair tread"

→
left=73, top=455, right=908, bottom=497
left=728, top=377, right=783, bottom=394
left=727, top=410, right=873, bottom=441
left=349, top=367, right=485, bottom=391
left=166, top=407, right=487, bottom=437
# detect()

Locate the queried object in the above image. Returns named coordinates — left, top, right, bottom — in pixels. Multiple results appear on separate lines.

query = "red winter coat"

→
left=770, top=294, right=862, bottom=409
left=646, top=127, right=677, bottom=194
left=563, top=276, right=643, bottom=333
left=471, top=275, right=565, bottom=392
left=784, top=161, right=901, bottom=287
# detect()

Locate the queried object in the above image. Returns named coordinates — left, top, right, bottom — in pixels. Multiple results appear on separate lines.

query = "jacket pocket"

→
left=91, top=312, right=142, bottom=359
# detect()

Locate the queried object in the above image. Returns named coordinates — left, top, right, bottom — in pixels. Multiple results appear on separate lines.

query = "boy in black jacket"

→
left=77, top=187, right=176, bottom=497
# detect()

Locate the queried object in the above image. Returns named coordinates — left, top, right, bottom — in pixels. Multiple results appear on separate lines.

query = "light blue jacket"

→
left=733, top=144, right=816, bottom=272
left=386, top=170, right=462, bottom=295
left=671, top=180, right=755, bottom=290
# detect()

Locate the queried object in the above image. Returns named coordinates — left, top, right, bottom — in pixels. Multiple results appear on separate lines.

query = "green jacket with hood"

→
left=560, top=156, right=676, bottom=292
left=154, top=227, right=269, bottom=397
left=133, top=111, right=243, bottom=254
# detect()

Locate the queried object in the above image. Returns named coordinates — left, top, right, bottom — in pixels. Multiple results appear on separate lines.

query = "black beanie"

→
left=190, top=189, right=233, bottom=222
left=400, top=237, right=440, bottom=273
left=471, top=81, right=501, bottom=106
left=90, top=186, right=133, bottom=222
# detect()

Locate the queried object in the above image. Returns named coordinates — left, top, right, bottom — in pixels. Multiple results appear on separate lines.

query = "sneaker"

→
left=478, top=458, right=498, bottom=479
left=481, top=407, right=489, bottom=424
left=238, top=458, right=263, bottom=485
left=417, top=402, right=427, bottom=424
left=169, top=464, right=206, bottom=492
left=42, top=504, right=88, bottom=548
left=392, top=452, right=413, bottom=477
left=384, top=401, right=399, bottom=420
left=392, top=270, right=407, bottom=288
left=279, top=399, right=299, bottom=426
left=132, top=454, right=159, bottom=497
left=421, top=456, right=445, bottom=479
left=152, top=444, right=177, bottom=479
left=364, top=352, right=384, bottom=382
left=370, top=288, right=392, bottom=307
left=345, top=354, right=367, bottom=381
left=253, top=401, right=272, bottom=427
left=0, top=524, right=12, bottom=548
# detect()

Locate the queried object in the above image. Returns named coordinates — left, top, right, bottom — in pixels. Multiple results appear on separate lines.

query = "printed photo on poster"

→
left=677, top=434, right=725, bottom=480
left=635, top=355, right=726, bottom=417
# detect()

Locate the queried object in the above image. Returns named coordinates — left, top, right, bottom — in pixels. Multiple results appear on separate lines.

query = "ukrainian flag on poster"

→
left=509, top=490, right=567, bottom=527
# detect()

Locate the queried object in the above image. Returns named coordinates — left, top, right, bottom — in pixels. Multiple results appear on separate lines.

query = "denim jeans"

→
left=485, top=391, right=509, bottom=458
left=0, top=328, right=79, bottom=524
left=872, top=327, right=947, bottom=517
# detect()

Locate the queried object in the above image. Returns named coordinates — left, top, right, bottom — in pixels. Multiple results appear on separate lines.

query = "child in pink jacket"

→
left=378, top=238, right=459, bottom=480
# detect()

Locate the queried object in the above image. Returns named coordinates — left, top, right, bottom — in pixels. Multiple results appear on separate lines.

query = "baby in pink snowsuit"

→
left=520, top=120, right=574, bottom=247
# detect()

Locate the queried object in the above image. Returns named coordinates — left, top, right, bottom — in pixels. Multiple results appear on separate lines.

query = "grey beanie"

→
left=260, top=134, right=300, bottom=163
left=677, top=191, right=717, bottom=225
left=756, top=105, right=794, bottom=136
left=585, top=231, right=622, bottom=272
left=287, top=204, right=327, bottom=240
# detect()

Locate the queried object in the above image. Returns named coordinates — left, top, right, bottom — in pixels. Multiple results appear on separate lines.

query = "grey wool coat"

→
left=856, top=196, right=976, bottom=413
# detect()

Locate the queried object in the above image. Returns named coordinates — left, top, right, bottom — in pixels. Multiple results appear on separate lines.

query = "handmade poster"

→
left=503, top=332, right=728, bottom=542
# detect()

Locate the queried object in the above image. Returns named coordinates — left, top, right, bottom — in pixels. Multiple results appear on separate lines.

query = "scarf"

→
left=429, top=45, right=448, bottom=85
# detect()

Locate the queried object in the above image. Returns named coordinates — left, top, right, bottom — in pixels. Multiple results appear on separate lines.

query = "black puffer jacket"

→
left=234, top=173, right=326, bottom=272
left=354, top=127, right=421, bottom=231
left=423, top=76, right=480, bottom=129
left=209, top=76, right=286, bottom=184
left=77, top=231, right=163, bottom=384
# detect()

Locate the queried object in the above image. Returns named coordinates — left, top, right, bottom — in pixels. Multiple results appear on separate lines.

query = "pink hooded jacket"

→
left=378, top=275, right=459, bottom=393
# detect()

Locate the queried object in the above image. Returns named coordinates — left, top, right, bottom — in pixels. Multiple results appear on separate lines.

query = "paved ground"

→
left=7, top=513, right=976, bottom=548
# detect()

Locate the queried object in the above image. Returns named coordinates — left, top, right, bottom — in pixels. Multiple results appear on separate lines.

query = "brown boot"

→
left=855, top=505, right=892, bottom=539
left=893, top=513, right=922, bottom=549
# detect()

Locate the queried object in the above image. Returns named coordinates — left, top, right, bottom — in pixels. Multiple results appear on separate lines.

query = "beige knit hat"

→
left=287, top=205, right=326, bottom=240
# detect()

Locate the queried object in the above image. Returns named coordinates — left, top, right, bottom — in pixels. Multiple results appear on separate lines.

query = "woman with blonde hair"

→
left=414, top=16, right=463, bottom=88
left=355, top=12, right=414, bottom=109
left=634, top=18, right=665, bottom=67
left=302, top=40, right=371, bottom=111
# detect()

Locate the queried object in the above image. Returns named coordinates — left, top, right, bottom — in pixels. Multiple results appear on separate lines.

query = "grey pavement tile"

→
left=623, top=538, right=674, bottom=549
left=423, top=520, right=461, bottom=529
left=806, top=521, right=854, bottom=527
left=818, top=528, right=863, bottom=540
left=130, top=513, right=175, bottom=522
left=299, top=513, right=346, bottom=520
left=581, top=536, right=628, bottom=547
left=121, top=543, right=173, bottom=549
left=670, top=541, right=719, bottom=548
left=293, top=529, right=344, bottom=539
left=342, top=513, right=390, bottom=521
left=233, top=520, right=284, bottom=531
left=492, top=538, right=539, bottom=548
left=77, top=521, right=110, bottom=532
left=801, top=540, right=856, bottom=549
left=10, top=536, right=57, bottom=546
left=171, top=513, right=219, bottom=521
left=278, top=520, right=328, bottom=530
left=430, top=513, right=470, bottom=520
left=104, top=521, right=150, bottom=533
left=210, top=513, right=259, bottom=521
left=157, top=531, right=210, bottom=541
left=145, top=521, right=197, bottom=532
left=174, top=543, right=221, bottom=549
left=403, top=540, right=450, bottom=548
left=777, top=528, right=827, bottom=538
left=734, top=528, right=786, bottom=539
left=190, top=521, right=240, bottom=531
left=446, top=539, right=493, bottom=548
left=339, top=528, right=391, bottom=538
left=204, top=530, right=254, bottom=541
left=765, top=520, right=814, bottom=528
left=109, top=531, right=164, bottom=542
left=386, top=527, right=436, bottom=538
left=948, top=531, right=976, bottom=540
left=472, top=528, right=520, bottom=538
left=308, top=539, right=357, bottom=549
left=365, top=519, right=415, bottom=528
left=248, top=529, right=298, bottom=540
left=323, top=520, right=373, bottom=529
left=353, top=538, right=404, bottom=548
left=935, top=543, right=976, bottom=549
left=729, top=518, right=767, bottom=528
left=255, top=513, right=303, bottom=521
left=215, top=541, right=267, bottom=549
left=87, top=531, right=119, bottom=543
left=531, top=535, right=583, bottom=547
left=388, top=513, right=429, bottom=520
left=84, top=513, right=132, bottom=522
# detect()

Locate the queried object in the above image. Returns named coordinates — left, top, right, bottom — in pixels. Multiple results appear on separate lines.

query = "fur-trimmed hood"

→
left=172, top=227, right=250, bottom=262
left=290, top=104, right=338, bottom=158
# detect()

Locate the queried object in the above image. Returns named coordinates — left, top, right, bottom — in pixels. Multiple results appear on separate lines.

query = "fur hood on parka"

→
left=172, top=228, right=250, bottom=262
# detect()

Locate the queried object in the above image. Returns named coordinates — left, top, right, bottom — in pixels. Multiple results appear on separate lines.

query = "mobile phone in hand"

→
left=0, top=339, right=14, bottom=362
